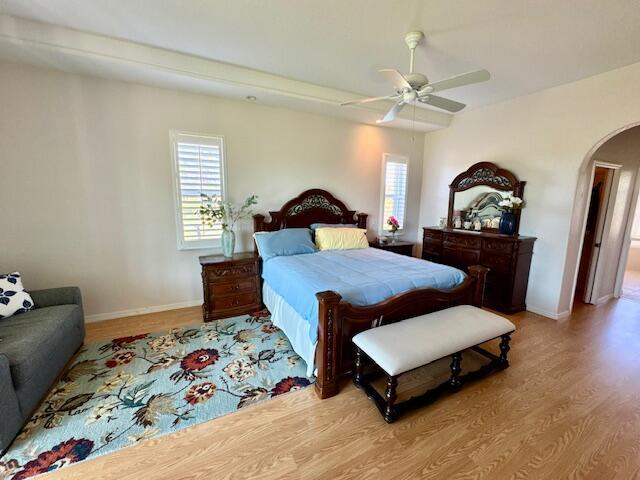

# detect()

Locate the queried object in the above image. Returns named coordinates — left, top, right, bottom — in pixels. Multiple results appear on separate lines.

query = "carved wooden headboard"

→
left=253, top=189, right=368, bottom=232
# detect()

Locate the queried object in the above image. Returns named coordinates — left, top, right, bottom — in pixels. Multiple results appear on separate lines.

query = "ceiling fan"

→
left=341, top=31, right=490, bottom=123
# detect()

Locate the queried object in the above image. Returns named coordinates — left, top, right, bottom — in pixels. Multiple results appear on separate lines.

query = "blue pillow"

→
left=310, top=223, right=357, bottom=230
left=254, top=228, right=317, bottom=262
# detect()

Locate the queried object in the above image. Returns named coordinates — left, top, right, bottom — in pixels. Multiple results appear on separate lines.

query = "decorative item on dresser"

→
left=199, top=252, right=262, bottom=321
left=422, top=228, right=535, bottom=314
left=369, top=239, right=414, bottom=257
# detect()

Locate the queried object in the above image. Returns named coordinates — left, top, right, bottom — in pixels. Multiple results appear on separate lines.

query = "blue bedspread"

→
left=262, top=248, right=466, bottom=344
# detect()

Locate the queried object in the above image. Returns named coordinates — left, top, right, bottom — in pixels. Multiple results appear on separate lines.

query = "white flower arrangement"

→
left=498, top=196, right=525, bottom=212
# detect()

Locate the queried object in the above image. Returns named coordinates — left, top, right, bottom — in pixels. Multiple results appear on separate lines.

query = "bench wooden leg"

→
left=499, top=334, right=511, bottom=368
left=384, top=376, right=398, bottom=423
left=449, top=352, right=462, bottom=390
left=353, top=346, right=364, bottom=386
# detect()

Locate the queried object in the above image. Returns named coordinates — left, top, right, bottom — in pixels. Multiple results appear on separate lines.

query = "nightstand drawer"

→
left=206, top=262, right=257, bottom=281
left=211, top=278, right=257, bottom=296
left=369, top=240, right=414, bottom=257
left=212, top=292, right=260, bottom=310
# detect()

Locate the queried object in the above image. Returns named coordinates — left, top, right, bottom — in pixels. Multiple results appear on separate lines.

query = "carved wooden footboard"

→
left=314, top=265, right=488, bottom=399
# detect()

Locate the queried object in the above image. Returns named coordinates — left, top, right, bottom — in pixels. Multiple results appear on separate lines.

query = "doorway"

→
left=574, top=164, right=617, bottom=304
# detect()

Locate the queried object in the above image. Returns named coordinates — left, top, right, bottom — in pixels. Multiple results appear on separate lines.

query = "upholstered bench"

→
left=352, top=305, right=515, bottom=423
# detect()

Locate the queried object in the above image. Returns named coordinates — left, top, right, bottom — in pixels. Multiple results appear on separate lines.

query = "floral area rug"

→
left=0, top=311, right=312, bottom=479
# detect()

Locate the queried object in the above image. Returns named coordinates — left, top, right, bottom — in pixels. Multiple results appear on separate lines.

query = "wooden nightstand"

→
left=199, top=252, right=262, bottom=322
left=369, top=240, right=414, bottom=257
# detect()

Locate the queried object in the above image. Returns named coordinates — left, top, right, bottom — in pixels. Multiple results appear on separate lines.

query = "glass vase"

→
left=221, top=228, right=236, bottom=258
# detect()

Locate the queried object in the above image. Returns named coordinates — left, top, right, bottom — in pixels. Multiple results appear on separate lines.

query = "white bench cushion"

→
left=352, top=305, right=515, bottom=376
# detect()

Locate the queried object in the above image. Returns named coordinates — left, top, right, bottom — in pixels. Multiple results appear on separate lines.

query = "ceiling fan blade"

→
left=340, top=94, right=400, bottom=106
left=419, top=95, right=466, bottom=112
left=379, top=69, right=412, bottom=91
left=421, top=69, right=490, bottom=94
left=377, top=101, right=405, bottom=123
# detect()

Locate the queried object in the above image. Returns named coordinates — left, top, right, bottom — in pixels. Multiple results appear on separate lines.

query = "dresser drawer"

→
left=212, top=292, right=260, bottom=310
left=482, top=239, right=514, bottom=254
left=442, top=246, right=481, bottom=269
left=480, top=252, right=513, bottom=274
left=211, top=278, right=257, bottom=296
left=423, top=229, right=443, bottom=240
left=206, top=261, right=257, bottom=281
left=422, top=241, right=442, bottom=255
left=443, top=234, right=482, bottom=250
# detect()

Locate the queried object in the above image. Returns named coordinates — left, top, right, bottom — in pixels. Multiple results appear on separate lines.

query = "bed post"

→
left=356, top=213, right=368, bottom=229
left=468, top=265, right=489, bottom=307
left=253, top=214, right=265, bottom=232
left=315, top=290, right=342, bottom=399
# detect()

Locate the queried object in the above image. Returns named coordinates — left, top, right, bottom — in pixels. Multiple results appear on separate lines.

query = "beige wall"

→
left=419, top=61, right=640, bottom=318
left=0, top=61, right=424, bottom=319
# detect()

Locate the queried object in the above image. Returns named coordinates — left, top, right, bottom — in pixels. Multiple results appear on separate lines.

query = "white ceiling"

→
left=1, top=0, right=640, bottom=129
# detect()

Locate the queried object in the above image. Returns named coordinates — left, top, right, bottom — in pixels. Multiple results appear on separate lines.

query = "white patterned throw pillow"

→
left=0, top=272, right=34, bottom=319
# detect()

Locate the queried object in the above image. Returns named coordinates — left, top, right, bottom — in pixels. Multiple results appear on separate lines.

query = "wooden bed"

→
left=253, top=189, right=488, bottom=399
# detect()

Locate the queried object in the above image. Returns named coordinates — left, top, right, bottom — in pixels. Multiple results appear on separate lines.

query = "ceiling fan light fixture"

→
left=339, top=31, right=490, bottom=122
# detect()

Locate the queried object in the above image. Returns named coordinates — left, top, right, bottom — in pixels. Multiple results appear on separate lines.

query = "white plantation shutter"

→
left=381, top=155, right=409, bottom=232
left=171, top=132, right=226, bottom=249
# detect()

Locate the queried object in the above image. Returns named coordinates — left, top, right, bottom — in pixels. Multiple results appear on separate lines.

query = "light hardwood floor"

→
left=45, top=299, right=640, bottom=480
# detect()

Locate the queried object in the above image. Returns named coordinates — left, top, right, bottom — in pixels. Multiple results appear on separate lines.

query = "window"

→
left=171, top=132, right=226, bottom=250
left=380, top=154, right=409, bottom=233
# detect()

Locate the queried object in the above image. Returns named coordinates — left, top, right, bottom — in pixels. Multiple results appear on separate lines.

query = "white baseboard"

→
left=526, top=305, right=571, bottom=320
left=595, top=293, right=614, bottom=305
left=85, top=300, right=201, bottom=323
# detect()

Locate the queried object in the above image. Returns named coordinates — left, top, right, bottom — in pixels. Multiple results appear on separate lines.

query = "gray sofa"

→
left=0, top=287, right=85, bottom=453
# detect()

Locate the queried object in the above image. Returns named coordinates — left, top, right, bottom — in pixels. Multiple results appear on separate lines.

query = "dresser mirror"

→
left=448, top=162, right=525, bottom=234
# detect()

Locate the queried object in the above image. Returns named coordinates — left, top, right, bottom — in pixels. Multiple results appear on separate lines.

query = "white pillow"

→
left=0, top=272, right=34, bottom=319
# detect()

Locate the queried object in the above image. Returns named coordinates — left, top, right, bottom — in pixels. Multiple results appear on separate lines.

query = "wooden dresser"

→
left=422, top=227, right=536, bottom=314
left=199, top=252, right=262, bottom=321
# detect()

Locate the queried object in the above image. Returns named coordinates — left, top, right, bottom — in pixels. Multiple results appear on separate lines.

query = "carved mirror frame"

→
left=447, top=162, right=526, bottom=234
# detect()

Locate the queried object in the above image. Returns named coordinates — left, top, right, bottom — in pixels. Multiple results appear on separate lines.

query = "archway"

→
left=560, top=121, right=640, bottom=314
